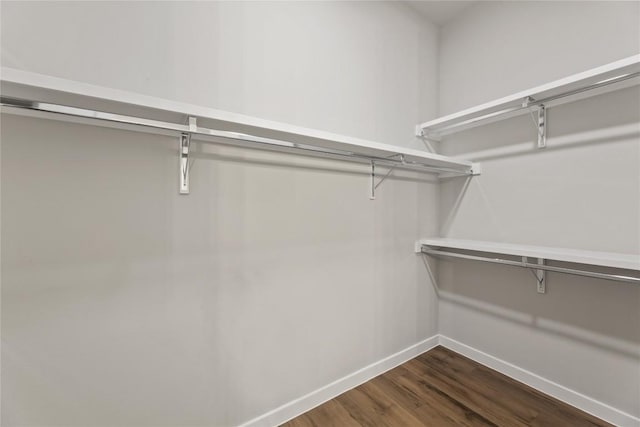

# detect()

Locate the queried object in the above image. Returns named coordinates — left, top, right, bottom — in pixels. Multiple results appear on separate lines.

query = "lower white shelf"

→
left=417, top=238, right=640, bottom=271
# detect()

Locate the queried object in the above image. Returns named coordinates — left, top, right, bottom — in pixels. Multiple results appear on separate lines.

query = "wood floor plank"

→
left=374, top=373, right=487, bottom=426
left=416, top=351, right=542, bottom=424
left=469, top=366, right=610, bottom=427
left=281, top=346, right=613, bottom=427
left=404, top=358, right=532, bottom=426
left=416, top=347, right=536, bottom=421
left=285, top=398, right=361, bottom=427
left=335, top=381, right=428, bottom=427
left=416, top=346, right=476, bottom=376
left=384, top=366, right=498, bottom=426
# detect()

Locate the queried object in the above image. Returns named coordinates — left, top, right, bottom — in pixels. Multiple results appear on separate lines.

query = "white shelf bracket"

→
left=370, top=156, right=403, bottom=200
left=523, top=256, right=546, bottom=293
left=524, top=97, right=547, bottom=149
left=179, top=117, right=197, bottom=195
left=369, top=161, right=376, bottom=200
left=179, top=131, right=191, bottom=195
left=537, top=104, right=547, bottom=149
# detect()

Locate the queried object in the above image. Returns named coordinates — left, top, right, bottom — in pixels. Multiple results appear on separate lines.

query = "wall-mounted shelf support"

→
left=179, top=116, right=198, bottom=195
left=179, top=132, right=191, bottom=195
left=369, top=155, right=403, bottom=200
left=370, top=161, right=376, bottom=200
left=523, top=256, right=546, bottom=293
left=536, top=104, right=546, bottom=149
left=524, top=96, right=547, bottom=149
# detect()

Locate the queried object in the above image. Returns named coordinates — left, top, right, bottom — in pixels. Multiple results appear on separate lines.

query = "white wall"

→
left=437, top=0, right=640, bottom=419
left=4, top=1, right=639, bottom=425
left=0, top=2, right=440, bottom=426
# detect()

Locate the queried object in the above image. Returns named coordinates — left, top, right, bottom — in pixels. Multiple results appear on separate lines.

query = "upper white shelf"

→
left=418, top=55, right=640, bottom=138
left=418, top=238, right=640, bottom=271
left=0, top=67, right=476, bottom=175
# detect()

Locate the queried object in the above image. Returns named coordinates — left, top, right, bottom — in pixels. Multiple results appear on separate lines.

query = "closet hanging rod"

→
left=0, top=96, right=473, bottom=176
left=421, top=247, right=640, bottom=284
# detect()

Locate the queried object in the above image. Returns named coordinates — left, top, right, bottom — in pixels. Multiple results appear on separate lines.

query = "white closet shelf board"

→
left=418, top=238, right=640, bottom=271
left=0, top=67, right=475, bottom=174
left=418, top=54, right=640, bottom=138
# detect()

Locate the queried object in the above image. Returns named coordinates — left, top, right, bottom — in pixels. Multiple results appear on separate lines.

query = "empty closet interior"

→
left=1, top=2, right=639, bottom=426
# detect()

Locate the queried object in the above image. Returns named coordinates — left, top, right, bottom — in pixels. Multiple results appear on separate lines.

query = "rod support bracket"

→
left=370, top=160, right=399, bottom=200
left=179, top=132, right=191, bottom=195
left=523, top=256, right=546, bottom=293
left=369, top=161, right=376, bottom=200
left=537, top=104, right=547, bottom=149
left=523, top=97, right=547, bottom=149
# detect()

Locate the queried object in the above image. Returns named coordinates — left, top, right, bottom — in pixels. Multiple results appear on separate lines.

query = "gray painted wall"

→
left=437, top=1, right=640, bottom=418
left=438, top=1, right=640, bottom=115
left=2, top=0, right=639, bottom=425
left=1, top=2, right=440, bottom=425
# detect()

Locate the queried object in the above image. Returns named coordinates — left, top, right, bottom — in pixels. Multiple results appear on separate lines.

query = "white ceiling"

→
left=404, top=1, right=475, bottom=26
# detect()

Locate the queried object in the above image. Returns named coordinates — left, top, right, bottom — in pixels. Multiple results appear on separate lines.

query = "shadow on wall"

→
left=429, top=256, right=640, bottom=360
left=440, top=86, right=640, bottom=160
left=437, top=85, right=640, bottom=251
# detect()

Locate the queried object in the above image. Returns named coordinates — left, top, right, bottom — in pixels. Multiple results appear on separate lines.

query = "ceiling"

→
left=404, top=1, right=475, bottom=26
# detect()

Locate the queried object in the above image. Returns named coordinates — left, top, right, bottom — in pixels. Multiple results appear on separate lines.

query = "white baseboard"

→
left=238, top=335, right=440, bottom=427
left=239, top=334, right=638, bottom=427
left=439, top=335, right=640, bottom=427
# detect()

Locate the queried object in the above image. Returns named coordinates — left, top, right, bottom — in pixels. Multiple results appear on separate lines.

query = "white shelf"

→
left=418, top=238, right=640, bottom=271
left=0, top=67, right=476, bottom=175
left=418, top=55, right=640, bottom=138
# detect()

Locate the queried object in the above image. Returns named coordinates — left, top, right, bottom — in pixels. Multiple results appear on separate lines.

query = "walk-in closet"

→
left=1, top=1, right=639, bottom=426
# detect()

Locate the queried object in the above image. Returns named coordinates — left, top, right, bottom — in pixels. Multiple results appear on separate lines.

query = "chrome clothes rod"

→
left=0, top=96, right=474, bottom=195
left=421, top=247, right=640, bottom=285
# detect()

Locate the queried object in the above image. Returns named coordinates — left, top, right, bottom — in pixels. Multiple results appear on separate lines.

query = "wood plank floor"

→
left=282, top=346, right=611, bottom=427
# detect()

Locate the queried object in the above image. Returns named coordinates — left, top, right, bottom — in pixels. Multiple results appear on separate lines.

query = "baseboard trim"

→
left=438, top=335, right=640, bottom=427
left=239, top=334, right=638, bottom=427
left=238, top=335, right=440, bottom=427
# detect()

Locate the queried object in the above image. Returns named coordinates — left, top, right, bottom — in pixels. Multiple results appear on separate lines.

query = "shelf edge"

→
left=417, top=238, right=640, bottom=271
left=1, top=67, right=474, bottom=172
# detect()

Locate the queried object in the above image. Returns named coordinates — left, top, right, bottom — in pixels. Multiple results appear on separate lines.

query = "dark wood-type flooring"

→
left=282, top=346, right=611, bottom=427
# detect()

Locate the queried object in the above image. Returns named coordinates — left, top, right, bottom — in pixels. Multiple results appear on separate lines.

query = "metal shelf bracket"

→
left=523, top=256, right=546, bottom=293
left=179, top=132, right=191, bottom=194
left=523, top=97, right=547, bottom=149
left=370, top=155, right=404, bottom=200
left=537, top=105, right=547, bottom=149
left=369, top=161, right=377, bottom=200
left=179, top=117, right=197, bottom=195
